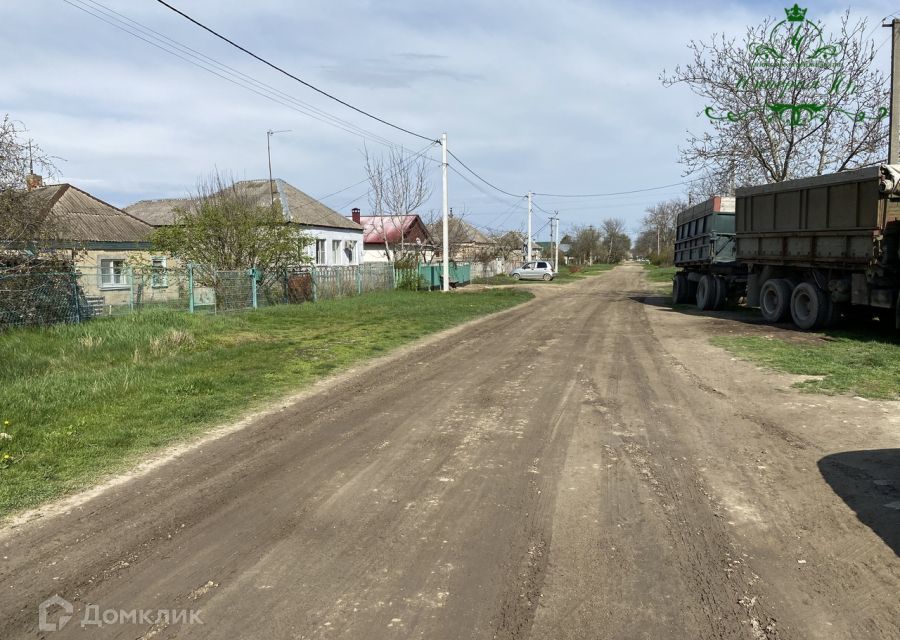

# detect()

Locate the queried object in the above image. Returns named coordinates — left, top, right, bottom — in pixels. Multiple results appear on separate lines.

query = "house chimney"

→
left=351, top=207, right=361, bottom=224
left=25, top=173, right=43, bottom=191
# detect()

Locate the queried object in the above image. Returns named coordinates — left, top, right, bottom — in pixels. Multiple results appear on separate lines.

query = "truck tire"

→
left=759, top=278, right=792, bottom=323
left=672, top=274, right=690, bottom=304
left=712, top=275, right=728, bottom=310
left=790, top=282, right=831, bottom=330
left=696, top=274, right=716, bottom=311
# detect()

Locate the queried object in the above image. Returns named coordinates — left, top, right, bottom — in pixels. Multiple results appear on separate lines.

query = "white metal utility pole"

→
left=888, top=19, right=900, bottom=164
left=441, top=133, right=450, bottom=292
left=527, top=191, right=533, bottom=261
left=553, top=211, right=560, bottom=271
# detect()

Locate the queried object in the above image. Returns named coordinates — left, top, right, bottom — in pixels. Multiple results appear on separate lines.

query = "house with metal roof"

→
left=126, top=179, right=365, bottom=267
left=353, top=208, right=432, bottom=263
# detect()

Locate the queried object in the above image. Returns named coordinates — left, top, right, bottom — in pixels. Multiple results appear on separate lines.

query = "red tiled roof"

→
left=358, top=215, right=427, bottom=244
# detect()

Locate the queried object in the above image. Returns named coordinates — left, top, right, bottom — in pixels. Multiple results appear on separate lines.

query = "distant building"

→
left=425, top=215, right=495, bottom=262
left=5, top=183, right=178, bottom=309
left=353, top=209, right=432, bottom=263
left=127, top=179, right=364, bottom=267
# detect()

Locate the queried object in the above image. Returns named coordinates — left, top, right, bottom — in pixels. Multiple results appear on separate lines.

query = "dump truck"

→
left=671, top=165, right=900, bottom=330
left=672, top=195, right=739, bottom=311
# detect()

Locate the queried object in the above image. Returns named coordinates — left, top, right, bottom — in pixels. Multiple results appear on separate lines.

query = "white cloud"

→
left=1, top=0, right=891, bottom=235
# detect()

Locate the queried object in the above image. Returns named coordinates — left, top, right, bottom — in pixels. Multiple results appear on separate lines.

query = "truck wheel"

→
left=696, top=275, right=716, bottom=311
left=672, top=274, right=689, bottom=304
left=712, top=276, right=728, bottom=310
left=790, top=282, right=831, bottom=330
left=759, top=278, right=792, bottom=323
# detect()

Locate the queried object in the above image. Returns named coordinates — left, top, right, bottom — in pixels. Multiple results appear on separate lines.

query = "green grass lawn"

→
left=0, top=289, right=531, bottom=517
left=712, top=331, right=900, bottom=399
left=472, top=263, right=615, bottom=285
left=642, top=263, right=677, bottom=284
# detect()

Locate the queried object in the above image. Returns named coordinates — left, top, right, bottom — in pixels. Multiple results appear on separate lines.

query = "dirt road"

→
left=2, top=264, right=898, bottom=639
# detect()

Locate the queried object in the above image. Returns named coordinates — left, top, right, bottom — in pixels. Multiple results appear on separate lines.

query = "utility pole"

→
left=887, top=19, right=900, bottom=164
left=266, top=129, right=291, bottom=207
left=527, top=191, right=533, bottom=262
left=552, top=211, right=560, bottom=271
left=441, top=133, right=450, bottom=292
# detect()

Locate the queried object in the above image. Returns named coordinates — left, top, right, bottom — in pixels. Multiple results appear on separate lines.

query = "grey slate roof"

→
left=122, top=197, right=188, bottom=227
left=125, top=179, right=362, bottom=232
left=27, top=184, right=154, bottom=243
left=426, top=216, right=491, bottom=244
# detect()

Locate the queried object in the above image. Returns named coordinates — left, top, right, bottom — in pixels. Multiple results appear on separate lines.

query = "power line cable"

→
left=533, top=178, right=703, bottom=198
left=67, top=0, right=407, bottom=150
left=154, top=0, right=437, bottom=143
left=446, top=150, right=524, bottom=198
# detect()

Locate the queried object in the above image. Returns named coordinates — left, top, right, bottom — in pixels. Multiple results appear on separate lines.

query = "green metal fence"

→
left=0, top=262, right=458, bottom=329
left=0, top=261, right=473, bottom=329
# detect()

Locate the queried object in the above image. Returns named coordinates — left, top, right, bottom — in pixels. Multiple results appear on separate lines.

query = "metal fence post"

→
left=188, top=263, right=195, bottom=313
left=356, top=266, right=362, bottom=295
left=129, top=267, right=135, bottom=311
left=312, top=267, right=318, bottom=303
left=72, top=269, right=81, bottom=324
left=251, top=269, right=258, bottom=309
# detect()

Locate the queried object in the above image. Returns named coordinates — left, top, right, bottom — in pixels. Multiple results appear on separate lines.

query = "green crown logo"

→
left=785, top=4, right=807, bottom=22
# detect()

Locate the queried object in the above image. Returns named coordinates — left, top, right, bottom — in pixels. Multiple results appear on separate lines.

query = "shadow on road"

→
left=631, top=294, right=900, bottom=343
left=818, top=449, right=900, bottom=556
left=630, top=294, right=784, bottom=328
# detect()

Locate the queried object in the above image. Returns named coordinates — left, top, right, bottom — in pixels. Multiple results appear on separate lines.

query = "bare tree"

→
left=601, top=218, right=631, bottom=263
left=489, top=229, right=526, bottom=263
left=641, top=199, right=685, bottom=264
left=425, top=209, right=493, bottom=266
left=364, top=146, right=432, bottom=263
left=662, top=10, right=888, bottom=187
left=0, top=115, right=59, bottom=265
left=568, top=225, right=603, bottom=264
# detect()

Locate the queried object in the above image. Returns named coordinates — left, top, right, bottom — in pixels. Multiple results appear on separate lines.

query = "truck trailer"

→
left=672, top=165, right=900, bottom=330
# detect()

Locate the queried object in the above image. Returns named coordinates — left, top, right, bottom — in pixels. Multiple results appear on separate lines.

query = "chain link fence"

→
left=0, top=262, right=470, bottom=329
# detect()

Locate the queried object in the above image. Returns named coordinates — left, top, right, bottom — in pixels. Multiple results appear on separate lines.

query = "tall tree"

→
left=568, top=225, right=603, bottom=264
left=364, top=146, right=432, bottom=263
left=662, top=9, right=888, bottom=188
left=600, top=218, right=631, bottom=263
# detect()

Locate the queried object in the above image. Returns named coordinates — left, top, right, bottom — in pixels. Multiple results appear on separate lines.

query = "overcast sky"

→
left=1, top=0, right=892, bottom=239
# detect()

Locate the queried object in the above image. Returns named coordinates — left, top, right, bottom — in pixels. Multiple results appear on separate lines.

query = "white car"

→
left=510, top=261, right=555, bottom=281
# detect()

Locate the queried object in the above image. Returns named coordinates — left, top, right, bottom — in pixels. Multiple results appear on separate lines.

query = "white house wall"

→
left=304, top=227, right=365, bottom=266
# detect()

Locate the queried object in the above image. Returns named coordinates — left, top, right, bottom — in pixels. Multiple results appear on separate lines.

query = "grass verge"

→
left=712, top=333, right=900, bottom=399
left=0, top=289, right=532, bottom=517
left=642, top=263, right=677, bottom=284
left=472, top=263, right=615, bottom=285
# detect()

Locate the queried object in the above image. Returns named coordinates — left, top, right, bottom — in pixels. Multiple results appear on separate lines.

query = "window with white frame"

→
left=332, top=240, right=342, bottom=265
left=315, top=239, right=326, bottom=265
left=99, top=258, right=129, bottom=288
left=344, top=240, right=357, bottom=264
left=151, top=257, right=168, bottom=288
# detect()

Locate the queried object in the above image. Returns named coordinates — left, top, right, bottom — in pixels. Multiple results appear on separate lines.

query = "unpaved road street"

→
left=2, top=264, right=898, bottom=639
